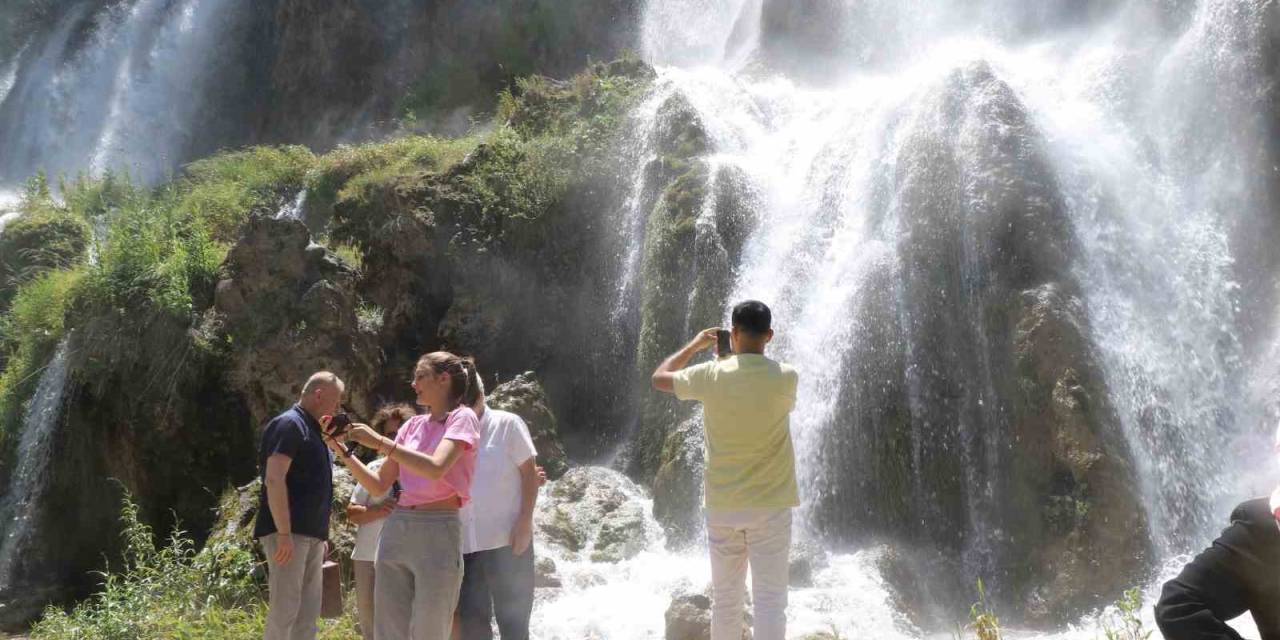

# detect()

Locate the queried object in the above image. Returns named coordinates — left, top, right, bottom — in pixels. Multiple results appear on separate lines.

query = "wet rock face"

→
left=535, top=466, right=656, bottom=563
left=630, top=93, right=760, bottom=547
left=487, top=371, right=569, bottom=480
left=207, top=215, right=378, bottom=428
left=809, top=63, right=1146, bottom=624
left=260, top=0, right=644, bottom=145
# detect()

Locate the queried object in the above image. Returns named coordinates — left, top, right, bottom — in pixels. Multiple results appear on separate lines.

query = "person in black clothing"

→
left=1155, top=496, right=1280, bottom=640
left=254, top=371, right=345, bottom=640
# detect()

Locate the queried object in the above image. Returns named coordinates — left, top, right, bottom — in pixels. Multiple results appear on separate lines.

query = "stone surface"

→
left=487, top=372, right=569, bottom=480
left=534, top=466, right=655, bottom=563
left=534, top=554, right=561, bottom=589
left=805, top=62, right=1148, bottom=624
left=207, top=467, right=360, bottom=576
left=205, top=214, right=379, bottom=429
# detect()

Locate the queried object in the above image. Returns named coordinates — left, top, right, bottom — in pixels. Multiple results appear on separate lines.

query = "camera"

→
left=328, top=413, right=353, bottom=437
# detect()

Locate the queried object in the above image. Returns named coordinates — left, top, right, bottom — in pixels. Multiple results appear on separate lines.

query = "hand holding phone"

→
left=716, top=329, right=732, bottom=358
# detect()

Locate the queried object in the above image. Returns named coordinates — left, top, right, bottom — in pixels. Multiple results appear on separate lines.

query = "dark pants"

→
left=457, top=545, right=535, bottom=640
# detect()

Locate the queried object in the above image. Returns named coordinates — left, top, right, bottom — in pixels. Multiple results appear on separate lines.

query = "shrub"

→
left=968, top=579, right=1002, bottom=640
left=1101, top=587, right=1152, bottom=640
left=30, top=490, right=359, bottom=640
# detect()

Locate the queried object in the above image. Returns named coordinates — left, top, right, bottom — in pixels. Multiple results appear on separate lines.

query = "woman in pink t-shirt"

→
left=325, top=351, right=481, bottom=640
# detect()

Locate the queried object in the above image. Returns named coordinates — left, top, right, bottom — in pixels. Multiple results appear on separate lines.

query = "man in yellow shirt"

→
left=652, top=300, right=799, bottom=640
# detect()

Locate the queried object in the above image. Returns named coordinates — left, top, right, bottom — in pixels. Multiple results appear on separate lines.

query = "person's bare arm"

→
left=346, top=502, right=394, bottom=525
left=341, top=424, right=466, bottom=481
left=264, top=453, right=294, bottom=565
left=652, top=328, right=718, bottom=393
left=511, top=457, right=539, bottom=555
left=324, top=429, right=399, bottom=496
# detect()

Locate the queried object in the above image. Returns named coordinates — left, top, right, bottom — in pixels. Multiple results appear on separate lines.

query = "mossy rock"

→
left=487, top=371, right=569, bottom=480
left=0, top=209, right=89, bottom=307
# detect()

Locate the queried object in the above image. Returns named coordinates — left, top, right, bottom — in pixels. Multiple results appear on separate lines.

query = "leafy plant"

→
left=1101, top=588, right=1152, bottom=640
left=969, top=579, right=1002, bottom=640
left=30, top=489, right=358, bottom=640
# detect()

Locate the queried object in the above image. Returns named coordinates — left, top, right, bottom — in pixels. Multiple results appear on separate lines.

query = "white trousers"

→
left=706, top=508, right=792, bottom=640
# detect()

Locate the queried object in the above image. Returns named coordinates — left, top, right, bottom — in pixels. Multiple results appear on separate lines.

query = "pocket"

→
left=432, top=520, right=463, bottom=572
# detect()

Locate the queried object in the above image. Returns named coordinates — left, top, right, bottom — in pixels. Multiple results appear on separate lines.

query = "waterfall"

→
left=547, top=0, right=1276, bottom=635
left=0, top=0, right=239, bottom=187
left=0, top=340, right=73, bottom=594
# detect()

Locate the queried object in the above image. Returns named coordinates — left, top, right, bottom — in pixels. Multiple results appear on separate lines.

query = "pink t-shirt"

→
left=394, top=406, right=480, bottom=507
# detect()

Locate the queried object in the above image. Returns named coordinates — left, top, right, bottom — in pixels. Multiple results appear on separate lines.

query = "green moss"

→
left=0, top=203, right=89, bottom=307
left=0, top=267, right=84, bottom=453
left=308, top=135, right=481, bottom=217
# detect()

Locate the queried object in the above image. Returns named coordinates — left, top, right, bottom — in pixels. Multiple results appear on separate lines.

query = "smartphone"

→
left=716, top=329, right=732, bottom=358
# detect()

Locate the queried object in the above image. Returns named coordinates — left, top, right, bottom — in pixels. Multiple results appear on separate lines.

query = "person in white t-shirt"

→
left=456, top=375, right=540, bottom=640
left=346, top=403, right=414, bottom=640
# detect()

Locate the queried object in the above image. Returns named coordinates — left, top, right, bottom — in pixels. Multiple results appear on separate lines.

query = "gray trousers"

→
left=354, top=559, right=376, bottom=640
left=260, top=533, right=325, bottom=640
left=375, top=509, right=464, bottom=640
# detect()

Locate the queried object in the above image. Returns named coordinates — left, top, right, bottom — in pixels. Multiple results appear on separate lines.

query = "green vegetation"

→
left=31, top=491, right=359, bottom=640
left=0, top=267, right=84, bottom=450
left=955, top=579, right=1002, bottom=640
left=1101, top=588, right=1152, bottom=640
left=307, top=134, right=480, bottom=218
left=0, top=174, right=90, bottom=306
left=0, top=56, right=655, bottom=634
left=177, top=145, right=315, bottom=242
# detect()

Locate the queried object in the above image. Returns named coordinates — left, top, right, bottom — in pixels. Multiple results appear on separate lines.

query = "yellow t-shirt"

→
left=672, top=354, right=800, bottom=512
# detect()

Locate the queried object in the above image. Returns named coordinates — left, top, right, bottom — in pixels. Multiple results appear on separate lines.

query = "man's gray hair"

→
left=300, top=371, right=344, bottom=399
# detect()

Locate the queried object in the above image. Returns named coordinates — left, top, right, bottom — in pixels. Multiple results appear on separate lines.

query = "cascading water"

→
left=0, top=0, right=239, bottom=186
left=531, top=0, right=1277, bottom=636
left=0, top=340, right=72, bottom=596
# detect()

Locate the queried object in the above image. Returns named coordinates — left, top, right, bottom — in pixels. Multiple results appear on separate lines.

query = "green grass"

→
left=307, top=134, right=482, bottom=216
left=0, top=267, right=84, bottom=451
left=176, top=146, right=315, bottom=242
left=30, top=490, right=360, bottom=640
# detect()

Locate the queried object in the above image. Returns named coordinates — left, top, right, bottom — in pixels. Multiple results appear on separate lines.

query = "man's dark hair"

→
left=731, top=300, right=772, bottom=335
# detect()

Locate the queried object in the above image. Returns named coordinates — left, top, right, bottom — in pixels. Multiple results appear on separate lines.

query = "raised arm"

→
left=652, top=328, right=718, bottom=393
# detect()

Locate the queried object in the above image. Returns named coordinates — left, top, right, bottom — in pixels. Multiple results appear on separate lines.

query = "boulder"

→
left=487, top=372, right=569, bottom=480
left=665, top=592, right=712, bottom=640
left=533, top=554, right=561, bottom=589
left=534, top=466, right=656, bottom=563
left=204, top=214, right=379, bottom=428
left=664, top=586, right=752, bottom=640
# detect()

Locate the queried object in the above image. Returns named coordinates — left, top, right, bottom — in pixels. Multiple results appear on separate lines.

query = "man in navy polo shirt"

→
left=254, top=371, right=345, bottom=640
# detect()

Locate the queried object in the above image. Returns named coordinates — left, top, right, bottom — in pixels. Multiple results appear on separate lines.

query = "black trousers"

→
left=458, top=545, right=535, bottom=640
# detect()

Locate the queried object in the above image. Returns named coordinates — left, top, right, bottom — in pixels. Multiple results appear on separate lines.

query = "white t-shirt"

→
left=350, top=458, right=393, bottom=561
left=459, top=407, right=537, bottom=554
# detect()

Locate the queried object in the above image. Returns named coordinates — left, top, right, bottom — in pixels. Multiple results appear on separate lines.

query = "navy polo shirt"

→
left=253, top=405, right=334, bottom=541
